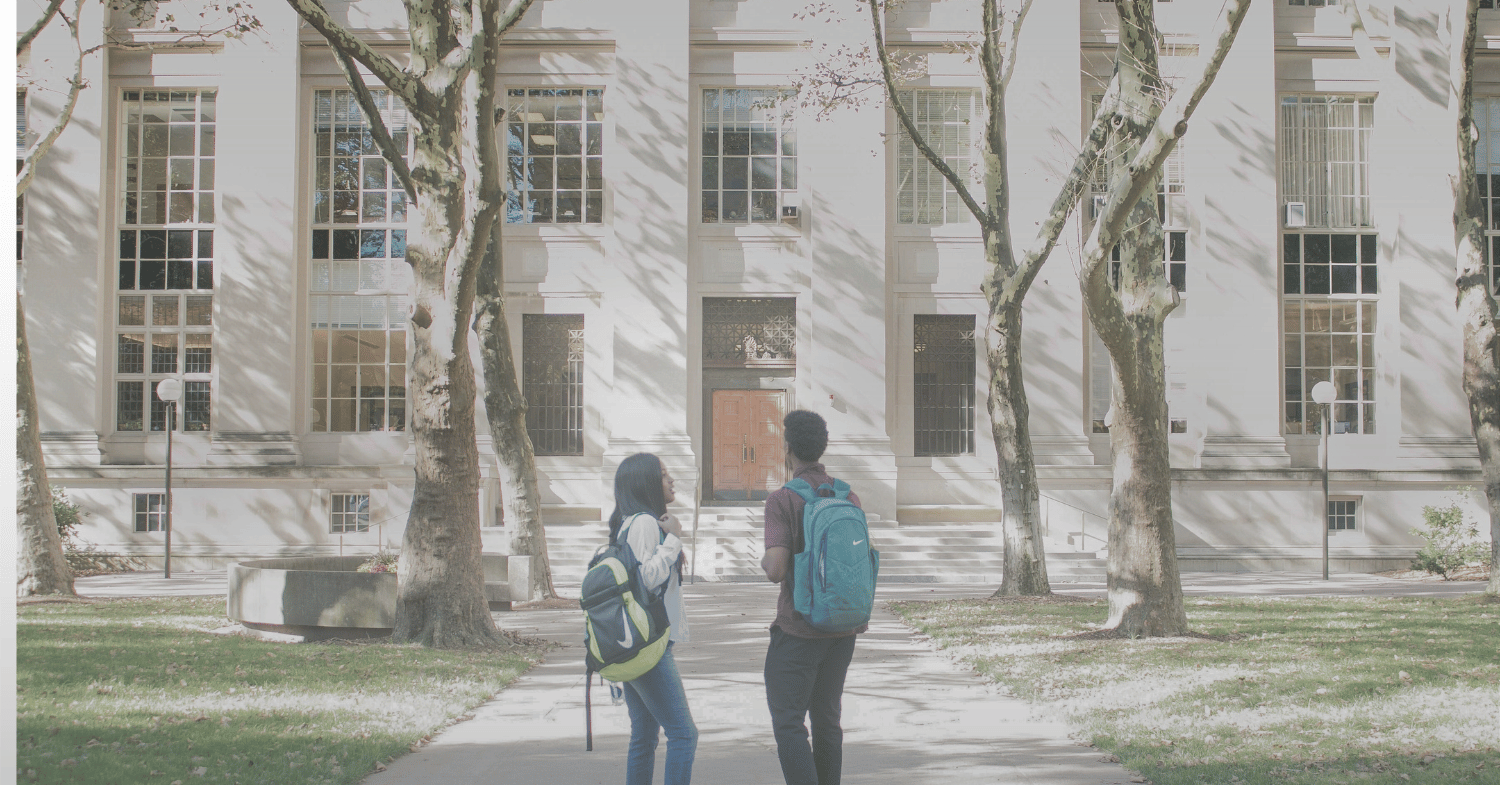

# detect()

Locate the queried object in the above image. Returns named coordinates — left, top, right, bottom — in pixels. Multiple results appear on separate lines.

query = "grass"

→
left=17, top=596, right=549, bottom=785
left=890, top=593, right=1500, bottom=785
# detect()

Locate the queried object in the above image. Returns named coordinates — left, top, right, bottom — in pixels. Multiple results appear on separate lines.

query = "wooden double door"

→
left=711, top=390, right=787, bottom=501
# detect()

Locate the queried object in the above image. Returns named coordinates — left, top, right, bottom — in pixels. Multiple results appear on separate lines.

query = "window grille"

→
left=1283, top=233, right=1378, bottom=296
left=913, top=315, right=976, bottom=456
left=1327, top=499, right=1358, bottom=531
left=133, top=493, right=166, bottom=532
left=331, top=493, right=371, bottom=533
left=703, top=298, right=796, bottom=367
left=1471, top=97, right=1500, bottom=294
left=1283, top=299, right=1376, bottom=435
left=896, top=90, right=978, bottom=225
left=1289, top=0, right=1341, bottom=6
left=1280, top=95, right=1373, bottom=229
left=115, top=90, right=216, bottom=433
left=701, top=88, right=797, bottom=223
left=523, top=314, right=585, bottom=455
left=309, top=89, right=411, bottom=433
left=506, top=88, right=604, bottom=224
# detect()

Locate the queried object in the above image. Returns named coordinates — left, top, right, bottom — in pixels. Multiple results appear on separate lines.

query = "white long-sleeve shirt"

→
left=621, top=512, right=690, bottom=643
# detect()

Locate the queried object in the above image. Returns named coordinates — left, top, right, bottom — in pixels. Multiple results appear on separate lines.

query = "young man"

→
left=760, top=409, right=865, bottom=785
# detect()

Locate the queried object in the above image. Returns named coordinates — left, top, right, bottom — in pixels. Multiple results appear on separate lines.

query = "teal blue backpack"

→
left=785, top=478, right=880, bottom=633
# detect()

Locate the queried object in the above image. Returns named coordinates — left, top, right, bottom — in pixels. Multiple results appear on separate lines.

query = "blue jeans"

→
left=622, top=642, right=697, bottom=785
left=764, top=627, right=857, bottom=785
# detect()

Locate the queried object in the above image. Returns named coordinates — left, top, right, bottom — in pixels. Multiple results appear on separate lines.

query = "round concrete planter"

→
left=227, top=556, right=396, bottom=641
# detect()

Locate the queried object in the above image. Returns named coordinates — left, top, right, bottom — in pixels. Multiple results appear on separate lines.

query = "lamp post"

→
left=1311, top=380, right=1336, bottom=581
left=156, top=378, right=182, bottom=578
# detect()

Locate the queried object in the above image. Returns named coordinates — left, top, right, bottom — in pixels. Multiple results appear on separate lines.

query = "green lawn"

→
left=17, top=596, right=548, bottom=785
left=891, top=593, right=1500, bottom=785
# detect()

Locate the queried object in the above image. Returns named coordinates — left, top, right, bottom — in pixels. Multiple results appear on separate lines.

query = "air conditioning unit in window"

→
left=782, top=192, right=802, bottom=224
left=1285, top=202, right=1307, bottom=228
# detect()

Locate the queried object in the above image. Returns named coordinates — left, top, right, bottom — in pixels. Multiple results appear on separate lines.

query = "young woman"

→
left=608, top=452, right=697, bottom=785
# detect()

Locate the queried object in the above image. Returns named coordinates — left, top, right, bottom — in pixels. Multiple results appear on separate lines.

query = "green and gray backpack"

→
left=581, top=514, right=671, bottom=749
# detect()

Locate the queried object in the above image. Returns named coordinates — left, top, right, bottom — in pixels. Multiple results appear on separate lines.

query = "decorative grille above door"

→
left=703, top=297, right=795, bottom=368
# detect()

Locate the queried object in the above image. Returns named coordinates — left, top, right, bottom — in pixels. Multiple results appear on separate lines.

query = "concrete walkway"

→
left=72, top=571, right=1490, bottom=785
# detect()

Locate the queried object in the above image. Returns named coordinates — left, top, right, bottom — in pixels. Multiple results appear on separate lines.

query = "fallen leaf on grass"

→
left=374, top=763, right=387, bottom=772
left=190, top=766, right=207, bottom=777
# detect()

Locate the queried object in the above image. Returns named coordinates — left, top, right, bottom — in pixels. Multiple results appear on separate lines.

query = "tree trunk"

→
left=986, top=290, right=1051, bottom=596
left=1100, top=256, right=1185, bottom=635
left=392, top=87, right=507, bottom=647
left=474, top=239, right=557, bottom=601
left=16, top=292, right=75, bottom=597
left=1086, top=0, right=1188, bottom=636
left=1450, top=0, right=1500, bottom=596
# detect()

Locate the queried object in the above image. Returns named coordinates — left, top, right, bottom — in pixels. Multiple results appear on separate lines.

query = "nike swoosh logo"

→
left=616, top=607, right=635, bottom=649
left=852, top=539, right=864, bottom=546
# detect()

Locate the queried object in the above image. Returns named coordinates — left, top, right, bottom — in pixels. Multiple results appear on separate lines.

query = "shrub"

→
left=51, top=488, right=87, bottom=550
left=1410, top=498, right=1487, bottom=578
left=357, top=551, right=399, bottom=575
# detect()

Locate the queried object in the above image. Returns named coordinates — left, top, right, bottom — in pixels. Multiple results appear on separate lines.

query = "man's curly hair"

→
left=783, top=409, right=828, bottom=463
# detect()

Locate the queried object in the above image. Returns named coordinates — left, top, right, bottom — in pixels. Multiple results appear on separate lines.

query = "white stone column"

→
left=1388, top=0, right=1475, bottom=469
left=1008, top=0, right=1091, bottom=467
left=600, top=0, right=696, bottom=498
left=1194, top=0, right=1291, bottom=468
left=804, top=93, right=896, bottom=522
left=24, top=0, right=108, bottom=466
left=207, top=4, right=301, bottom=465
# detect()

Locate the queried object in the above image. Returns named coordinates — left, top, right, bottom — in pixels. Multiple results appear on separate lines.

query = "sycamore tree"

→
left=1450, top=0, right=1500, bottom=595
left=286, top=0, right=557, bottom=644
left=16, top=0, right=259, bottom=597
left=1078, top=0, right=1249, bottom=635
left=813, top=0, right=1247, bottom=603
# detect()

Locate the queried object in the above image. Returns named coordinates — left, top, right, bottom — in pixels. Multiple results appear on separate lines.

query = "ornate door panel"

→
left=711, top=390, right=786, bottom=501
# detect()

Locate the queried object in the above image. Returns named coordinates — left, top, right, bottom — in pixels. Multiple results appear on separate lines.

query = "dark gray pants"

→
left=763, top=626, right=857, bottom=785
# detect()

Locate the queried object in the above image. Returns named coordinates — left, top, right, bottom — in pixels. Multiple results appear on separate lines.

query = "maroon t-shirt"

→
left=763, top=463, right=867, bottom=639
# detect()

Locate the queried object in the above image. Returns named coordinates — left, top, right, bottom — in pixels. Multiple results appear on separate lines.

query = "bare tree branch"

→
left=330, top=46, right=417, bottom=201
left=1081, top=0, right=1251, bottom=283
left=17, top=0, right=68, bottom=57
left=283, top=0, right=430, bottom=113
left=869, top=0, right=990, bottom=228
left=17, top=0, right=95, bottom=196
left=998, top=0, right=1033, bottom=94
left=995, top=76, right=1120, bottom=305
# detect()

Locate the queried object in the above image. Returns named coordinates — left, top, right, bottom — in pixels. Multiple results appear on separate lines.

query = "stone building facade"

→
left=17, top=0, right=1494, bottom=580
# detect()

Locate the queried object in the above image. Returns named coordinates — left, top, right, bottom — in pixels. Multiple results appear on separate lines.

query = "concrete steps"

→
left=534, top=503, right=1108, bottom=586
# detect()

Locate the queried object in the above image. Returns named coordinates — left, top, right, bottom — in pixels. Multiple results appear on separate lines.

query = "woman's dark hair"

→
left=608, top=452, right=667, bottom=543
left=783, top=409, right=828, bottom=463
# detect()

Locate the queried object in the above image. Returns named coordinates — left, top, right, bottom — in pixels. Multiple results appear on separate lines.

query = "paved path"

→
left=73, top=571, right=1490, bottom=784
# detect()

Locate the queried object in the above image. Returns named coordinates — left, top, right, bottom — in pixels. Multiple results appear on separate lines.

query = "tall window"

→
left=896, top=90, right=978, bottom=225
left=505, top=88, right=603, bottom=224
left=1281, top=94, right=1377, bottom=435
left=522, top=314, right=584, bottom=455
left=1471, top=97, right=1500, bottom=294
left=309, top=89, right=411, bottom=432
left=1280, top=95, right=1373, bottom=230
left=701, top=88, right=797, bottom=223
left=116, top=90, right=216, bottom=433
left=913, top=315, right=976, bottom=456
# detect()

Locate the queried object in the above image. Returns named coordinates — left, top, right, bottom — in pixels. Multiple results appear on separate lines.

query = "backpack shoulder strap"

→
left=829, top=478, right=851, bottom=501
left=782, top=478, right=818, bottom=504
